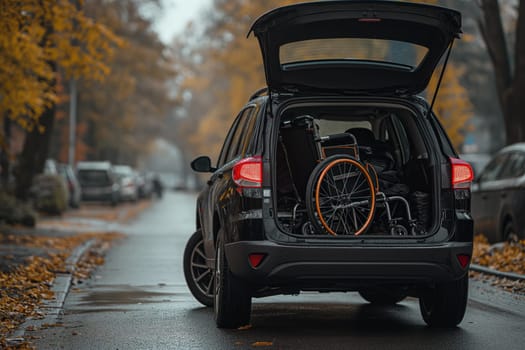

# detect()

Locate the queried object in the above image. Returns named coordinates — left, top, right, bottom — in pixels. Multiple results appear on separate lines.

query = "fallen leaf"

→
left=251, top=341, right=273, bottom=347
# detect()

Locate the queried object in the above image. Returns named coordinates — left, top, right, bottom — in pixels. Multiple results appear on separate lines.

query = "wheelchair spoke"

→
left=311, top=157, right=376, bottom=236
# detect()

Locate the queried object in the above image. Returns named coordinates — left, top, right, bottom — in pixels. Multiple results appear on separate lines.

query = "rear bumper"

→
left=225, top=240, right=472, bottom=289
left=81, top=192, right=115, bottom=202
left=120, top=186, right=137, bottom=198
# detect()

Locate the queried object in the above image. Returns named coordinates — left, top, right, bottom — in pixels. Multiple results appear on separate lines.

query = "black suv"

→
left=183, top=1, right=474, bottom=329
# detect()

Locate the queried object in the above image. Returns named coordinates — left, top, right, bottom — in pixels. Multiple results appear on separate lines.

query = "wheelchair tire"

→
left=306, top=155, right=376, bottom=236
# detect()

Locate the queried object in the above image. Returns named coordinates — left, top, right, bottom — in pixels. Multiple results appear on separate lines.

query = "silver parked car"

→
left=77, top=161, right=120, bottom=206
left=113, top=165, right=138, bottom=202
left=471, top=143, right=525, bottom=242
left=460, top=153, right=491, bottom=179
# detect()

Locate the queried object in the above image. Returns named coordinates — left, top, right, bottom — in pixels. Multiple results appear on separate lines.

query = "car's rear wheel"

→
left=419, top=274, right=468, bottom=327
left=359, top=288, right=406, bottom=305
left=214, top=231, right=251, bottom=328
left=183, top=230, right=213, bottom=307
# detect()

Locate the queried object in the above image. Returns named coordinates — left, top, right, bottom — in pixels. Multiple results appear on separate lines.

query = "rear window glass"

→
left=316, top=120, right=371, bottom=137
left=280, top=38, right=428, bottom=69
left=78, top=170, right=110, bottom=185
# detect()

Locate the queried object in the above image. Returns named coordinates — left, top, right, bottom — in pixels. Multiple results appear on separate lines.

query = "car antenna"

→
left=427, top=40, right=455, bottom=118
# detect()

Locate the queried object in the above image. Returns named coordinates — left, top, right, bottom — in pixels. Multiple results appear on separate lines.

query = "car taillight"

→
left=248, top=253, right=266, bottom=268
left=450, top=157, right=473, bottom=189
left=233, top=156, right=262, bottom=188
left=456, top=254, right=470, bottom=269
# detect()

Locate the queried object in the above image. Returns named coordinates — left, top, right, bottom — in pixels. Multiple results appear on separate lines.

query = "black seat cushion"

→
left=345, top=128, right=395, bottom=172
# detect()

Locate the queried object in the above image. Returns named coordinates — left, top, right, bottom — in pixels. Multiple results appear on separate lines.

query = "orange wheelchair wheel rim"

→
left=315, top=158, right=376, bottom=236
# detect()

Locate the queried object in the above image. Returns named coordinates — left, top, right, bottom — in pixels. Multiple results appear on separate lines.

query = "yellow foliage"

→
left=177, top=0, right=299, bottom=158
left=0, top=0, right=122, bottom=132
left=409, top=0, right=473, bottom=149
left=426, top=62, right=473, bottom=150
left=178, top=0, right=472, bottom=158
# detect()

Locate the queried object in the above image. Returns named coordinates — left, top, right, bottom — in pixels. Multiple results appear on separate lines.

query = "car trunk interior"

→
left=273, top=102, right=436, bottom=238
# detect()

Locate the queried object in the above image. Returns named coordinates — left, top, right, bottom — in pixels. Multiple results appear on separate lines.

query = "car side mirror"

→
left=191, top=156, right=216, bottom=173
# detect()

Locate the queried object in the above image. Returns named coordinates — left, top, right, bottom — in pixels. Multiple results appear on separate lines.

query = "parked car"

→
left=183, top=1, right=473, bottom=329
left=76, top=161, right=120, bottom=206
left=471, top=143, right=525, bottom=242
left=136, top=171, right=154, bottom=199
left=113, top=165, right=138, bottom=202
left=57, top=163, right=82, bottom=208
left=460, top=153, right=492, bottom=179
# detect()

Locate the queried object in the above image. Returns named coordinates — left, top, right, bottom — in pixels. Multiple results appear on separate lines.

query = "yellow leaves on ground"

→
left=471, top=234, right=525, bottom=295
left=473, top=235, right=525, bottom=275
left=251, top=341, right=274, bottom=347
left=0, top=232, right=123, bottom=347
left=0, top=254, right=62, bottom=344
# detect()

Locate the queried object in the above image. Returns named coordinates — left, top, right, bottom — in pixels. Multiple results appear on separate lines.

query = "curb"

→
left=10, top=238, right=98, bottom=340
left=470, top=263, right=525, bottom=281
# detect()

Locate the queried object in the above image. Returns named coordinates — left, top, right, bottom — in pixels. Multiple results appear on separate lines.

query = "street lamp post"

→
left=68, top=78, right=77, bottom=167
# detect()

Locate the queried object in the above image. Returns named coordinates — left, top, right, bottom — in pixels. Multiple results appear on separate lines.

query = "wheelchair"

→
left=293, top=117, right=417, bottom=236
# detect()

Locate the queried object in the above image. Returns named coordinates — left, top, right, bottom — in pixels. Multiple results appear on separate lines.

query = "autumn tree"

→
left=0, top=0, right=121, bottom=198
left=404, top=0, right=473, bottom=150
left=479, top=0, right=525, bottom=145
left=170, top=0, right=298, bottom=161
left=172, top=0, right=473, bottom=159
left=50, top=0, right=175, bottom=166
left=426, top=63, right=473, bottom=149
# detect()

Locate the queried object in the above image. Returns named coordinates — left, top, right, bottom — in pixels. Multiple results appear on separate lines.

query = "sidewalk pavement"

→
left=0, top=226, right=98, bottom=348
left=0, top=212, right=130, bottom=348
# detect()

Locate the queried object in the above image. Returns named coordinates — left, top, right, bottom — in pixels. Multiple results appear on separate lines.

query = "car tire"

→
left=419, top=274, right=468, bottom=327
left=503, top=220, right=519, bottom=242
left=214, top=231, right=251, bottom=328
left=183, top=230, right=214, bottom=307
left=359, top=288, right=406, bottom=305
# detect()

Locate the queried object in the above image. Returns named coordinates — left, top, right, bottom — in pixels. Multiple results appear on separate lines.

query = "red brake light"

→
left=457, top=254, right=470, bottom=269
left=450, top=158, right=474, bottom=189
left=248, top=253, right=266, bottom=268
left=233, top=156, right=262, bottom=188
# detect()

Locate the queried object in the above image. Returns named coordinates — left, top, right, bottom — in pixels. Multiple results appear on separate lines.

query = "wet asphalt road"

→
left=31, top=191, right=524, bottom=349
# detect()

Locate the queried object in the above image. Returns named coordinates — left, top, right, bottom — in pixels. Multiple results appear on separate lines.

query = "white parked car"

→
left=113, top=165, right=138, bottom=202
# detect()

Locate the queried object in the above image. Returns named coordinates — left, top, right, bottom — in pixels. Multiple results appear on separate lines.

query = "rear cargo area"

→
left=273, top=103, right=436, bottom=238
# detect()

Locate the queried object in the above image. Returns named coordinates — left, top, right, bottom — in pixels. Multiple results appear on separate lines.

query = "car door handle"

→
left=500, top=192, right=507, bottom=199
left=481, top=194, right=488, bottom=200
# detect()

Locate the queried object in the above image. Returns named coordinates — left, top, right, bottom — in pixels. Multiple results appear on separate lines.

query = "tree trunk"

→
left=509, top=0, right=525, bottom=144
left=15, top=71, right=57, bottom=199
left=15, top=11, right=58, bottom=200
left=479, top=0, right=525, bottom=145
left=1, top=117, right=11, bottom=189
